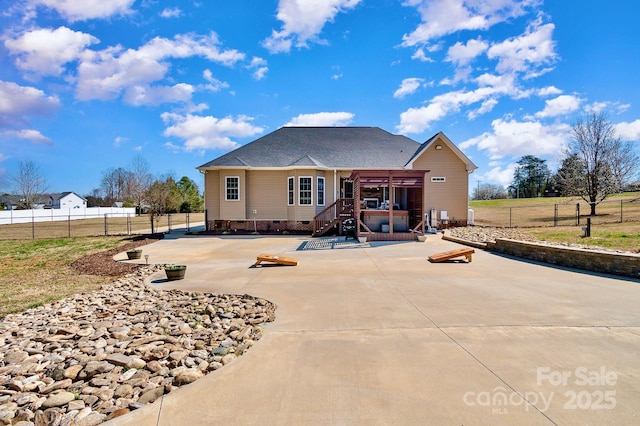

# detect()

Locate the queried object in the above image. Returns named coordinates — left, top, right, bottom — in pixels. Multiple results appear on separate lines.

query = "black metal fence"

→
left=472, top=197, right=640, bottom=228
left=0, top=212, right=205, bottom=240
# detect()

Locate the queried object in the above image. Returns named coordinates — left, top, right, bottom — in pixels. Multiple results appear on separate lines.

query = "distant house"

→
left=0, top=195, right=19, bottom=210
left=47, top=192, right=87, bottom=209
left=197, top=127, right=477, bottom=241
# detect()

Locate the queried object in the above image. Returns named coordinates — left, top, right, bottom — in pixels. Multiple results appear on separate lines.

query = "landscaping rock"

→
left=0, top=265, right=276, bottom=425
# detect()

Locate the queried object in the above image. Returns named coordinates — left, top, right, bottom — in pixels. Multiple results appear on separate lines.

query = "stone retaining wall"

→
left=443, top=234, right=640, bottom=279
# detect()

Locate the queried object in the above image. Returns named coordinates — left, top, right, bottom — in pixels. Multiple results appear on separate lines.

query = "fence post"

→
left=620, top=200, right=623, bottom=223
left=32, top=210, right=35, bottom=240
left=104, top=214, right=108, bottom=236
left=186, top=212, right=190, bottom=233
left=576, top=203, right=580, bottom=226
left=205, top=209, right=208, bottom=231
left=127, top=214, right=131, bottom=235
left=554, top=204, right=558, bottom=227
left=68, top=213, right=71, bottom=238
left=168, top=214, right=172, bottom=234
left=509, top=207, right=512, bottom=228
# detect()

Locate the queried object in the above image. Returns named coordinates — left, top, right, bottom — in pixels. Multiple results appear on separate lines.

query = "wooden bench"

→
left=254, top=254, right=298, bottom=267
left=428, top=248, right=475, bottom=263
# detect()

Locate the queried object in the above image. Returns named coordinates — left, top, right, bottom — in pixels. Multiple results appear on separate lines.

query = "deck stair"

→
left=312, top=198, right=354, bottom=237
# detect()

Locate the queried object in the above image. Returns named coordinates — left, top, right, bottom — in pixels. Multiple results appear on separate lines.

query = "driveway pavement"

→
left=109, top=232, right=640, bottom=425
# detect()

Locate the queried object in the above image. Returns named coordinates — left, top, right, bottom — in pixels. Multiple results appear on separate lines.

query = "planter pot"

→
left=358, top=236, right=367, bottom=243
left=165, top=265, right=187, bottom=281
left=127, top=250, right=142, bottom=260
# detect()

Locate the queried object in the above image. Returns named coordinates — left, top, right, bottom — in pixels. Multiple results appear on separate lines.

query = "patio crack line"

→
left=362, top=250, right=558, bottom=425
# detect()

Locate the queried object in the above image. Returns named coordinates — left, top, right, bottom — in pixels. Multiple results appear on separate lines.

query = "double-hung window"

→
left=298, top=177, right=312, bottom=205
left=225, top=176, right=240, bottom=201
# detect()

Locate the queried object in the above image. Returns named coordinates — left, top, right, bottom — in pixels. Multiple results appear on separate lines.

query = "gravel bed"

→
left=0, top=266, right=276, bottom=426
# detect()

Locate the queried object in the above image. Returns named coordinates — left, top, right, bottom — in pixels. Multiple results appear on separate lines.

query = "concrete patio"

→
left=109, top=232, right=640, bottom=425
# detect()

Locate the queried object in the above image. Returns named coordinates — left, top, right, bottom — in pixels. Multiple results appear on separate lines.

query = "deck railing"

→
left=312, top=198, right=354, bottom=237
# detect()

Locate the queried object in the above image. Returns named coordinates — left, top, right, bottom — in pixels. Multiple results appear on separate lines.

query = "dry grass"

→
left=470, top=192, right=640, bottom=252
left=0, top=236, right=134, bottom=318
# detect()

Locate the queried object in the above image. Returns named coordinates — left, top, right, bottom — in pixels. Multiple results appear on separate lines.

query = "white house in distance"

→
left=47, top=192, right=87, bottom=209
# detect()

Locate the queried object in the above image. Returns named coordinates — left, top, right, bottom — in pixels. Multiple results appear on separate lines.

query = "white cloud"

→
left=411, top=48, right=434, bottom=62
left=394, top=78, right=425, bottom=99
left=160, top=7, right=182, bottom=18
left=248, top=57, right=268, bottom=80
left=161, top=112, right=264, bottom=151
left=30, top=0, right=135, bottom=21
left=445, top=38, right=488, bottom=66
left=202, top=70, right=229, bottom=92
left=459, top=118, right=570, bottom=159
left=467, top=98, right=498, bottom=120
left=538, top=86, right=562, bottom=96
left=0, top=80, right=60, bottom=118
left=397, top=73, right=520, bottom=134
left=263, top=0, right=362, bottom=53
left=401, top=0, right=539, bottom=47
left=284, top=112, right=354, bottom=127
left=1, top=129, right=52, bottom=145
left=123, top=83, right=195, bottom=106
left=615, top=119, right=640, bottom=141
left=114, top=136, right=128, bottom=147
left=478, top=163, right=518, bottom=188
left=487, top=20, right=557, bottom=76
left=4, top=26, right=99, bottom=77
left=534, top=94, right=582, bottom=118
left=76, top=33, right=244, bottom=101
left=0, top=81, right=58, bottom=144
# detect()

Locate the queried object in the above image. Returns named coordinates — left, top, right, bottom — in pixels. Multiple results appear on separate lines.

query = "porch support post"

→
left=354, top=176, right=361, bottom=238
left=389, top=170, right=394, bottom=236
left=422, top=171, right=426, bottom=234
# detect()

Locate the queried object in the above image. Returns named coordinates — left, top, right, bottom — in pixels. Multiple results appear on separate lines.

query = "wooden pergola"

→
left=350, top=169, right=429, bottom=241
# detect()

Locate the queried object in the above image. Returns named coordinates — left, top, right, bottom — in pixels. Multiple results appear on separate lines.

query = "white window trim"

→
left=225, top=176, right=240, bottom=201
left=317, top=176, right=325, bottom=206
left=298, top=176, right=313, bottom=206
left=431, top=177, right=446, bottom=182
left=287, top=176, right=295, bottom=206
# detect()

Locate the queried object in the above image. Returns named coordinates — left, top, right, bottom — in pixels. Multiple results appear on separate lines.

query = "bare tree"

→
left=565, top=112, right=621, bottom=216
left=129, top=156, right=152, bottom=215
left=146, top=177, right=180, bottom=233
left=11, top=160, right=47, bottom=209
left=101, top=167, right=134, bottom=206
left=607, top=138, right=639, bottom=193
left=473, top=183, right=507, bottom=200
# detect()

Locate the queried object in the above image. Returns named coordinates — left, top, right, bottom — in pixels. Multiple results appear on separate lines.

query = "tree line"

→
left=3, top=155, right=203, bottom=216
left=473, top=113, right=640, bottom=215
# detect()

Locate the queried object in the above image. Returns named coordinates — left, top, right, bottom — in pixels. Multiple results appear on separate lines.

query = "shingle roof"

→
left=198, top=127, right=422, bottom=170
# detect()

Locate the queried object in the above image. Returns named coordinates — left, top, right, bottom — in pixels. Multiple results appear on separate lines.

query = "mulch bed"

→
left=70, top=234, right=164, bottom=276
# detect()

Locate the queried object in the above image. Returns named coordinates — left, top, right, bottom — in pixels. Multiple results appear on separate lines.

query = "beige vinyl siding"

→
left=246, top=170, right=288, bottom=219
left=412, top=140, right=469, bottom=222
left=204, top=170, right=220, bottom=219
left=219, top=170, right=246, bottom=220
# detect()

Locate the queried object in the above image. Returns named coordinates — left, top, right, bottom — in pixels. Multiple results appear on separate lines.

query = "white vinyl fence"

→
left=0, top=207, right=136, bottom=225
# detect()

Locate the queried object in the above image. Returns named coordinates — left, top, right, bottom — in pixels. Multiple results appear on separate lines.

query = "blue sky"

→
left=1, top=0, right=639, bottom=196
